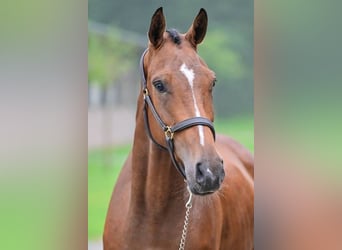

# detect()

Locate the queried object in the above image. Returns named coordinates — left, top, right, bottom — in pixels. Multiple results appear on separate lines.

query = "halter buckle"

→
left=164, top=126, right=174, bottom=140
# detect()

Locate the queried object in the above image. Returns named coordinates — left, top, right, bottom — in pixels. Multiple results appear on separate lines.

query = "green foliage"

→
left=88, top=30, right=137, bottom=86
left=197, top=29, right=253, bottom=116
left=199, top=30, right=247, bottom=81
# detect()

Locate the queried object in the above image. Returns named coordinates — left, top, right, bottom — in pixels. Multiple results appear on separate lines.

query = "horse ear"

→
left=185, top=8, right=208, bottom=48
left=148, top=7, right=166, bottom=49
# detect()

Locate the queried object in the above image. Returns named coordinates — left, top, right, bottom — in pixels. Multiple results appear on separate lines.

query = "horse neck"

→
left=130, top=99, right=186, bottom=216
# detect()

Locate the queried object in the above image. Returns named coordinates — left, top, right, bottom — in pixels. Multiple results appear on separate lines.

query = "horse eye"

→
left=212, top=79, right=217, bottom=87
left=153, top=81, right=167, bottom=93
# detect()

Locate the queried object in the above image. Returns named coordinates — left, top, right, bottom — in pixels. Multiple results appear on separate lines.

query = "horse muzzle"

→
left=188, top=158, right=225, bottom=195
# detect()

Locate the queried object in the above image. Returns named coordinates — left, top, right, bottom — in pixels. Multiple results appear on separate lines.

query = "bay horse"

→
left=104, top=7, right=254, bottom=250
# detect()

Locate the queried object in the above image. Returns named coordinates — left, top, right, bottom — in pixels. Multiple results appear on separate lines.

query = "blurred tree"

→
left=88, top=31, right=137, bottom=86
left=199, top=30, right=248, bottom=81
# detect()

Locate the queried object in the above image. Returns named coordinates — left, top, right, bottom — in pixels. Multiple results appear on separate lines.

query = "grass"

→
left=215, top=115, right=254, bottom=152
left=88, top=144, right=131, bottom=239
left=88, top=114, right=254, bottom=239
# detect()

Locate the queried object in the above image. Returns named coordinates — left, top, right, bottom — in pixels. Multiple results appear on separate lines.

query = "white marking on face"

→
left=180, top=63, right=205, bottom=146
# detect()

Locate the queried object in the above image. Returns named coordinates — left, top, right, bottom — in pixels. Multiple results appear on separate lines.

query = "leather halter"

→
left=139, top=49, right=216, bottom=180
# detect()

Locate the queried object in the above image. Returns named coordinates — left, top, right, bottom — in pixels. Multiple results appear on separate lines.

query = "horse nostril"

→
left=196, top=162, right=205, bottom=184
left=196, top=160, right=224, bottom=191
left=219, top=168, right=225, bottom=184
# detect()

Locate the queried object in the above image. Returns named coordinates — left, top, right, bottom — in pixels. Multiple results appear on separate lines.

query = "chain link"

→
left=178, top=189, right=193, bottom=250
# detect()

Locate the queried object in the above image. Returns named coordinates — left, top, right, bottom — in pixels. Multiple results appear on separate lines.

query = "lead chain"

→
left=178, top=188, right=193, bottom=250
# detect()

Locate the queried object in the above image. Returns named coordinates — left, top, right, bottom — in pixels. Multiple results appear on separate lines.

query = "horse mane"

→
left=166, top=28, right=181, bottom=45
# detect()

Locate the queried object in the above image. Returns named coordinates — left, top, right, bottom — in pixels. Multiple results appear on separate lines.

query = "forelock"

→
left=166, top=28, right=181, bottom=45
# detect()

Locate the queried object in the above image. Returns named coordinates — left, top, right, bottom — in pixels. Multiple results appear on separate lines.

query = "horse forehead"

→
left=151, top=47, right=212, bottom=80
left=165, top=53, right=205, bottom=74
left=177, top=62, right=210, bottom=81
left=160, top=43, right=199, bottom=65
left=167, top=55, right=200, bottom=70
left=172, top=53, right=209, bottom=76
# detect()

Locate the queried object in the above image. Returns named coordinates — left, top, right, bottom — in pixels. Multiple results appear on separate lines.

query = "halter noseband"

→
left=140, top=49, right=216, bottom=180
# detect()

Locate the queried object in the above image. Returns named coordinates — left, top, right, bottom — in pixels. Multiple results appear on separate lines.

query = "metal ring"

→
left=164, top=126, right=174, bottom=139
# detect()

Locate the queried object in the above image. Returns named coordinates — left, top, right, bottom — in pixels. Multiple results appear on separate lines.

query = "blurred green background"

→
left=88, top=0, right=253, bottom=242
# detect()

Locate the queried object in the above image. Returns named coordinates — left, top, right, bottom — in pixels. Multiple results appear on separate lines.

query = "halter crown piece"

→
left=139, top=49, right=216, bottom=180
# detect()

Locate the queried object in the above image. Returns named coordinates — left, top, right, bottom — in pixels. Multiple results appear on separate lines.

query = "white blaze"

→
left=180, top=63, right=205, bottom=146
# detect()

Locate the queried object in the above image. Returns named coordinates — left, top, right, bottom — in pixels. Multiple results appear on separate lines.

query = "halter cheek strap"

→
left=140, top=49, right=216, bottom=180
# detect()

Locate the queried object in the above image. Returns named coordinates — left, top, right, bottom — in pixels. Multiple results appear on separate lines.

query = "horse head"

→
left=142, top=7, right=225, bottom=195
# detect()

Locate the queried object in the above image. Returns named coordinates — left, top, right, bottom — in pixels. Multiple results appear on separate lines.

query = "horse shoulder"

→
left=103, top=152, right=132, bottom=249
left=215, top=135, right=254, bottom=249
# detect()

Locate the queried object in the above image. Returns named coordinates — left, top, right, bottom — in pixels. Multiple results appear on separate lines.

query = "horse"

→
left=103, top=7, right=254, bottom=250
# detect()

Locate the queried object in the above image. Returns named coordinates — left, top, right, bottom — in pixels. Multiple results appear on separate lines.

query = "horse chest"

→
left=119, top=206, right=221, bottom=250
